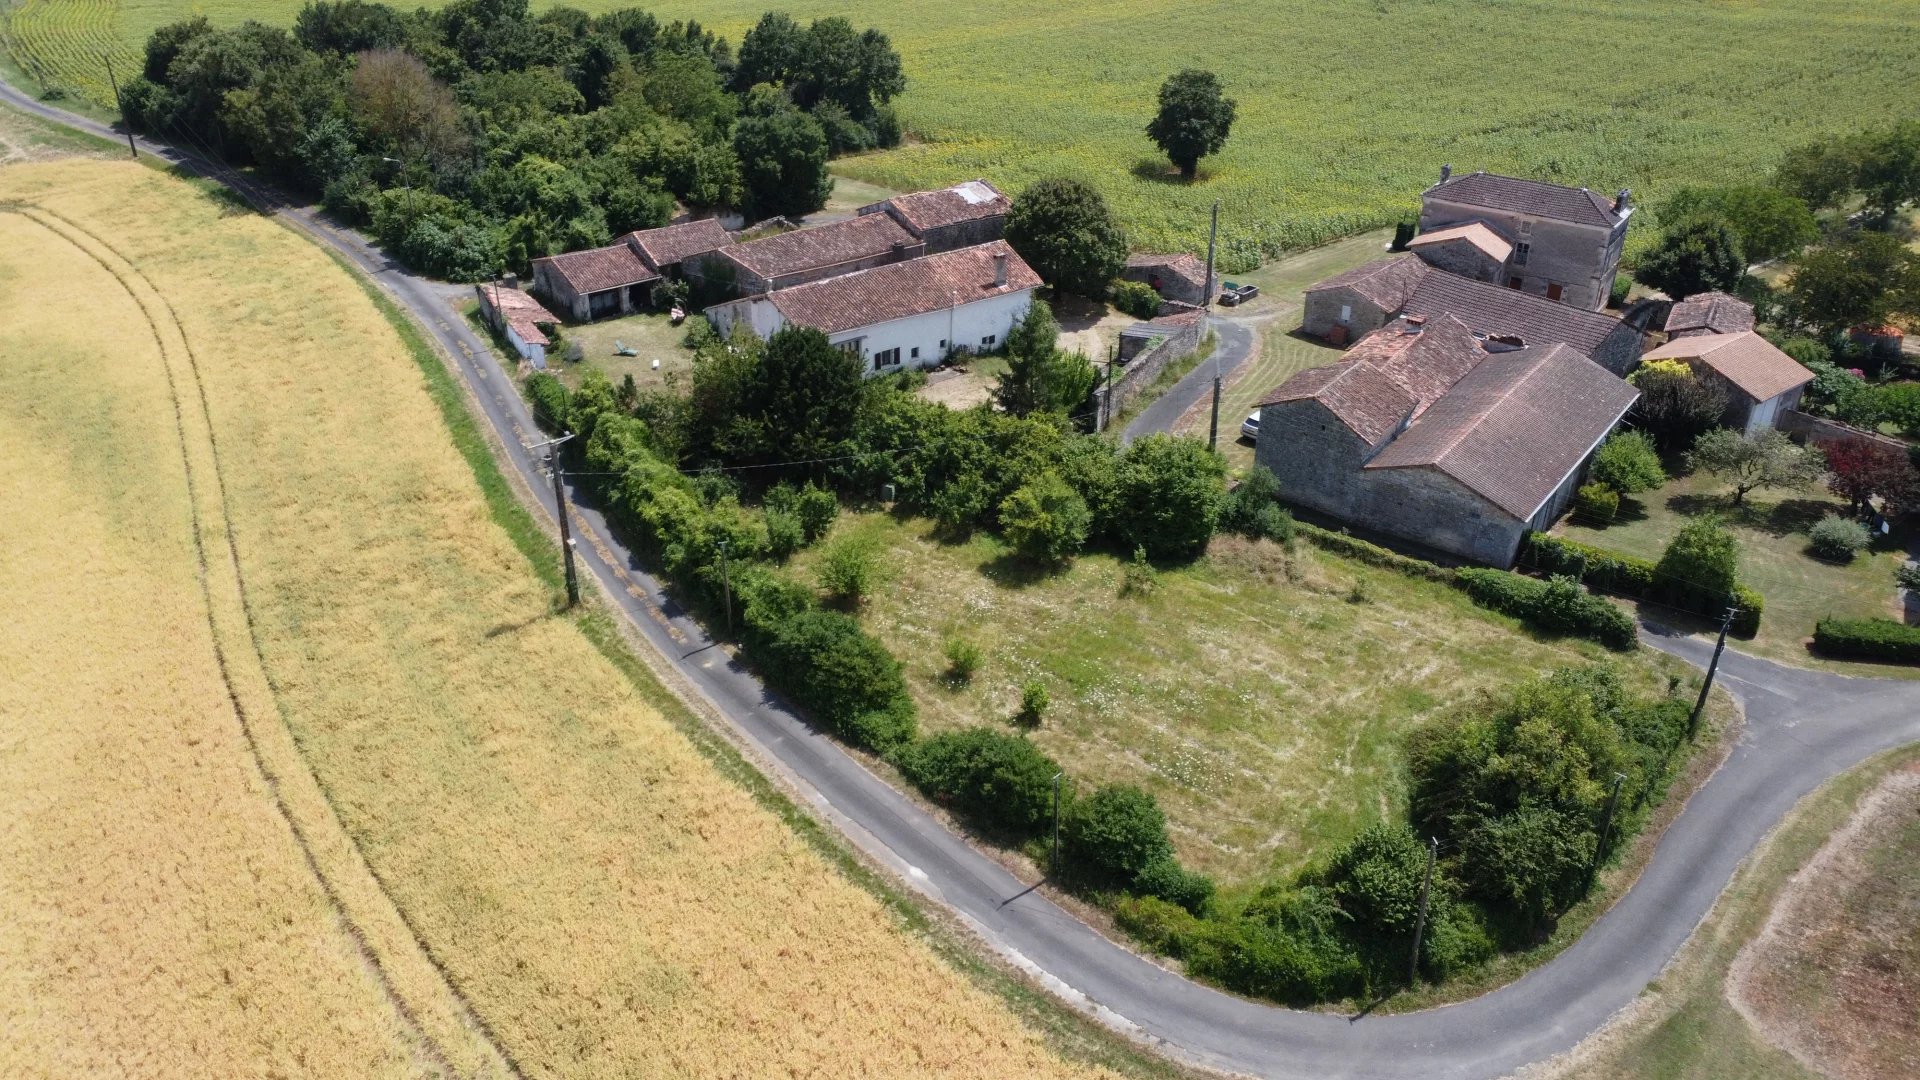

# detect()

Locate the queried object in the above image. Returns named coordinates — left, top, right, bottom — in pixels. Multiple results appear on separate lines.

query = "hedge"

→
left=1457, top=568, right=1638, bottom=650
left=1295, top=523, right=1457, bottom=582
left=1521, top=533, right=1761, bottom=638
left=894, top=728, right=1062, bottom=838
left=1812, top=618, right=1920, bottom=664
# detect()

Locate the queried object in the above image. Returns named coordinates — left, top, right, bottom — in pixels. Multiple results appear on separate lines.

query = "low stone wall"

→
left=1094, top=317, right=1204, bottom=429
left=1779, top=410, right=1909, bottom=452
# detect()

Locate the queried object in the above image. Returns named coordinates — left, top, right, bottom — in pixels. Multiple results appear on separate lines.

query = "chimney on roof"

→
left=1439, top=163, right=1452, bottom=183
left=504, top=272, right=520, bottom=290
left=1485, top=334, right=1526, bottom=353
left=1615, top=188, right=1632, bottom=213
left=992, top=251, right=1008, bottom=287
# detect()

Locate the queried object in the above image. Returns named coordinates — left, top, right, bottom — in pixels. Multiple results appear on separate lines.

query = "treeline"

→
left=119, top=0, right=905, bottom=280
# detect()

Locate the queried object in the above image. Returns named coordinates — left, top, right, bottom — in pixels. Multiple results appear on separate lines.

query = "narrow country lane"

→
left=8, top=81, right=1916, bottom=1080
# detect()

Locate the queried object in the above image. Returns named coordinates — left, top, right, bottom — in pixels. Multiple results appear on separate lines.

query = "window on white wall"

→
left=910, top=347, right=920, bottom=359
left=1339, top=304, right=1352, bottom=323
left=872, top=347, right=902, bottom=368
left=981, top=334, right=997, bottom=347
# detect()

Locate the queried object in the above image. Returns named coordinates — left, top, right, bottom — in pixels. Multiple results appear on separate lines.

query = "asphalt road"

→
left=1120, top=317, right=1256, bottom=444
left=10, top=80, right=1917, bottom=1080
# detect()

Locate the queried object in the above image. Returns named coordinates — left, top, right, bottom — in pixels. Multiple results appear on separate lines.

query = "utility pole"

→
left=1589, top=771, right=1628, bottom=887
left=1204, top=200, right=1222, bottom=451
left=1688, top=604, right=1739, bottom=738
left=717, top=538, right=733, bottom=634
left=103, top=54, right=136, bottom=158
left=1409, top=837, right=1438, bottom=985
left=1050, top=771, right=1064, bottom=877
left=1102, top=347, right=1117, bottom=432
left=530, top=433, right=579, bottom=607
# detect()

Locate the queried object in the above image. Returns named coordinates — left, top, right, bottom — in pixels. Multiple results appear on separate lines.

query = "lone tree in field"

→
left=1004, top=177, right=1129, bottom=298
left=1146, top=69, right=1236, bottom=180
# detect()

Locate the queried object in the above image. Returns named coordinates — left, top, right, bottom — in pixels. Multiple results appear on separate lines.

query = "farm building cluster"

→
left=519, top=179, right=1036, bottom=376
left=1257, top=168, right=1815, bottom=566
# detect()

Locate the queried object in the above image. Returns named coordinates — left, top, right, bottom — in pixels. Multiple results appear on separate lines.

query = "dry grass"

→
left=0, top=159, right=1127, bottom=1078
left=793, top=512, right=1689, bottom=889
left=1728, top=764, right=1920, bottom=1080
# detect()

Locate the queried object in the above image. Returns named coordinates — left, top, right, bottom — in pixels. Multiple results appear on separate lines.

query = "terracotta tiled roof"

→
left=1127, top=252, right=1209, bottom=288
left=1365, top=343, right=1639, bottom=519
left=1402, top=271, right=1633, bottom=358
left=1408, top=222, right=1514, bottom=263
left=1346, top=314, right=1488, bottom=416
left=1664, top=291, right=1755, bottom=337
left=878, top=180, right=1009, bottom=233
left=1306, top=254, right=1432, bottom=309
left=533, top=243, right=658, bottom=296
left=724, top=214, right=921, bottom=281
left=767, top=241, right=1039, bottom=335
left=1642, top=331, right=1814, bottom=402
left=480, top=284, right=558, bottom=345
left=1258, top=360, right=1416, bottom=445
left=626, top=218, right=731, bottom=270
left=1426, top=171, right=1624, bottom=228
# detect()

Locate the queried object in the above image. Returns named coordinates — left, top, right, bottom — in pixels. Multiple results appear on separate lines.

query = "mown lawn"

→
left=12, top=1, right=1919, bottom=263
left=1553, top=471, right=1911, bottom=671
left=792, top=512, right=1691, bottom=890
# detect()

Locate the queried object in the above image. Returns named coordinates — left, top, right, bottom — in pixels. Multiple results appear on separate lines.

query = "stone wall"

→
left=1780, top=409, right=1911, bottom=452
left=1093, top=317, right=1204, bottom=427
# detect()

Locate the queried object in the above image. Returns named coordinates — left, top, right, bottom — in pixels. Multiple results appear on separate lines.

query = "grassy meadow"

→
left=0, top=155, right=1158, bottom=1078
left=787, top=512, right=1695, bottom=889
left=9, top=0, right=1920, bottom=263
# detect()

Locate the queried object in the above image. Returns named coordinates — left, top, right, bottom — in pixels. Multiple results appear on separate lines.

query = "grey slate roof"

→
left=1426, top=171, right=1623, bottom=229
left=1365, top=343, right=1639, bottom=519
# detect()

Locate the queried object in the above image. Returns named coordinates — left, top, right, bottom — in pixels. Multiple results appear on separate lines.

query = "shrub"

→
left=817, top=531, right=879, bottom=602
left=1134, top=855, right=1216, bottom=916
left=1120, top=546, right=1159, bottom=597
left=1573, top=482, right=1620, bottom=524
left=1654, top=516, right=1740, bottom=616
left=1522, top=533, right=1762, bottom=637
left=1731, top=584, right=1763, bottom=639
left=1897, top=564, right=1920, bottom=591
left=1111, top=278, right=1162, bottom=320
left=756, top=607, right=916, bottom=753
left=1457, top=569, right=1637, bottom=650
left=1295, top=524, right=1454, bottom=582
left=764, top=509, right=805, bottom=560
left=944, top=637, right=983, bottom=682
left=1062, top=784, right=1174, bottom=889
left=1187, top=887, right=1368, bottom=1004
left=1588, top=431, right=1666, bottom=495
left=1390, top=219, right=1416, bottom=252
left=1607, top=274, right=1632, bottom=309
left=1808, top=514, right=1871, bottom=561
left=524, top=371, right=573, bottom=434
left=793, top=483, right=839, bottom=540
left=1324, top=822, right=1429, bottom=937
left=1111, top=435, right=1229, bottom=560
left=1114, top=895, right=1201, bottom=957
left=894, top=728, right=1062, bottom=837
left=1017, top=680, right=1051, bottom=726
left=999, top=473, right=1093, bottom=564
left=1813, top=617, right=1920, bottom=664
left=1221, top=467, right=1294, bottom=542
left=1419, top=899, right=1497, bottom=981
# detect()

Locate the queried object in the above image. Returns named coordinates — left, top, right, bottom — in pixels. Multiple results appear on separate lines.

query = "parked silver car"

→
left=1240, top=408, right=1260, bottom=442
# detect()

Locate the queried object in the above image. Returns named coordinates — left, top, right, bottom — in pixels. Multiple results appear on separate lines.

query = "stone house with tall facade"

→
left=1255, top=314, right=1638, bottom=566
left=1418, top=167, right=1635, bottom=310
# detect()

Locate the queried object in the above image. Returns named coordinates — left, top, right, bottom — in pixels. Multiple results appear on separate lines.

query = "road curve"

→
left=1120, top=317, right=1256, bottom=445
left=9, top=79, right=1918, bottom=1080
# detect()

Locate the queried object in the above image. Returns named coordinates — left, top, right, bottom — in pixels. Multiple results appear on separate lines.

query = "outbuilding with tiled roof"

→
left=531, top=243, right=660, bottom=321
left=713, top=213, right=925, bottom=294
left=1641, top=331, right=1814, bottom=434
left=1663, top=291, right=1755, bottom=339
left=860, top=180, right=1010, bottom=253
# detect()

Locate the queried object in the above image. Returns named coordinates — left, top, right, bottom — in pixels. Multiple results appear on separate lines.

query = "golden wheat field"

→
left=0, top=157, right=1124, bottom=1078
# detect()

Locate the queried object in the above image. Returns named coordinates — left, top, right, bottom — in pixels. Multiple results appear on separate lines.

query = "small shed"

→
left=476, top=284, right=560, bottom=368
left=1640, top=331, right=1814, bottom=434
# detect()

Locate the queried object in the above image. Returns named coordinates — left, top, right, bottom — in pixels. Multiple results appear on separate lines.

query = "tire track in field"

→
left=5, top=204, right=523, bottom=1080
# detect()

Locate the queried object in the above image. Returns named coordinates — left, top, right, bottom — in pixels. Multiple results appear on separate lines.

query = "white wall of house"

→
left=826, top=289, right=1034, bottom=373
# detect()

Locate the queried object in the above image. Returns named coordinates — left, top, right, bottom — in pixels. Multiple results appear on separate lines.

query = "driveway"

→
left=1119, top=316, right=1257, bottom=444
left=9, top=80, right=1917, bottom=1080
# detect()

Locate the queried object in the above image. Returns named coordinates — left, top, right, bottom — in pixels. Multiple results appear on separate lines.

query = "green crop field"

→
left=7, top=0, right=1920, bottom=264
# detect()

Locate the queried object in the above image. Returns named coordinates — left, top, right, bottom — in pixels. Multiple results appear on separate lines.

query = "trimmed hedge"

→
left=1521, top=533, right=1762, bottom=638
left=1295, top=523, right=1456, bottom=583
left=1813, top=618, right=1920, bottom=664
left=894, top=728, right=1062, bottom=838
left=1457, top=569, right=1638, bottom=650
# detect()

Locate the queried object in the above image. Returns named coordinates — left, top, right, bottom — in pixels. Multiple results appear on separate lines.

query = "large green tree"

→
left=1146, top=68, right=1236, bottom=180
left=732, top=88, right=832, bottom=219
left=1633, top=219, right=1745, bottom=300
left=1111, top=434, right=1228, bottom=559
left=1785, top=231, right=1920, bottom=334
left=1004, top=176, right=1129, bottom=299
left=1685, top=428, right=1825, bottom=506
left=1660, top=184, right=1817, bottom=264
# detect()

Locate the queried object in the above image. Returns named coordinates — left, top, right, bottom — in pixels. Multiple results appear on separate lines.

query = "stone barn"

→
left=704, top=213, right=925, bottom=295
left=859, top=179, right=1010, bottom=254
left=1255, top=317, right=1638, bottom=566
left=531, top=244, right=658, bottom=321
left=1419, top=168, right=1635, bottom=311
left=1301, top=254, right=1431, bottom=343
left=1122, top=253, right=1210, bottom=306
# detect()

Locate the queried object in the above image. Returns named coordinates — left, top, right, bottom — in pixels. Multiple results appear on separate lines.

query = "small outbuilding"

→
left=1663, top=291, right=1755, bottom=339
left=1640, top=331, right=1814, bottom=434
left=475, top=283, right=560, bottom=367
left=531, top=244, right=659, bottom=321
left=1122, top=253, right=1210, bottom=306
left=1301, top=254, right=1432, bottom=343
left=1406, top=222, right=1511, bottom=284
